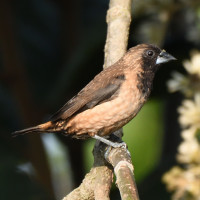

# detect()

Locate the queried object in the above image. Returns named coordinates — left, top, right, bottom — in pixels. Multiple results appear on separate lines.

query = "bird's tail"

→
left=12, top=121, right=53, bottom=137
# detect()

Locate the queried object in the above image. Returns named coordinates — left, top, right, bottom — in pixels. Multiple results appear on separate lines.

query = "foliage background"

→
left=0, top=0, right=200, bottom=199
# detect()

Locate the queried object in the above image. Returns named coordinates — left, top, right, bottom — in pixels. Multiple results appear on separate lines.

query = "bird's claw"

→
left=104, top=142, right=131, bottom=160
left=110, top=141, right=127, bottom=149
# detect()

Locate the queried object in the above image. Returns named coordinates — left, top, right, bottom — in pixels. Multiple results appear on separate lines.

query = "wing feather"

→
left=50, top=67, right=125, bottom=121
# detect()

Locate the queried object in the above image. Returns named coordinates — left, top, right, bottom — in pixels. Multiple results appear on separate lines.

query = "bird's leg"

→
left=93, top=135, right=127, bottom=148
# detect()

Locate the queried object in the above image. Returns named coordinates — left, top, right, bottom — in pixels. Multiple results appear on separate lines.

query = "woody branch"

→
left=62, top=0, right=139, bottom=199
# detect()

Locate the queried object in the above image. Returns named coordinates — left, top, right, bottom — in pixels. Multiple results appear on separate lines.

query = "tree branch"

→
left=104, top=0, right=132, bottom=68
left=106, top=144, right=139, bottom=200
left=62, top=0, right=140, bottom=199
left=63, top=141, right=113, bottom=200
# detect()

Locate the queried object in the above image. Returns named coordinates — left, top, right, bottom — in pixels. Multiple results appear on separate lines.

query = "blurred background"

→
left=0, top=0, right=200, bottom=199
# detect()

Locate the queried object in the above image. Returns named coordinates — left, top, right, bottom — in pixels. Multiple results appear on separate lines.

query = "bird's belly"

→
left=66, top=85, right=146, bottom=137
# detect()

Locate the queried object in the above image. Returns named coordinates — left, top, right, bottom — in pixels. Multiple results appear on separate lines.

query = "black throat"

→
left=136, top=70, right=156, bottom=99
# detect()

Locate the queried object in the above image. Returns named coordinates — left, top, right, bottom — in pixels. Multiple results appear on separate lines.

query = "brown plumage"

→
left=12, top=44, right=176, bottom=140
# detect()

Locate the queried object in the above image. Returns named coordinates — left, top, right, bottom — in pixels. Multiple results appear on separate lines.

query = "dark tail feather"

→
left=12, top=126, right=42, bottom=137
left=12, top=121, right=53, bottom=137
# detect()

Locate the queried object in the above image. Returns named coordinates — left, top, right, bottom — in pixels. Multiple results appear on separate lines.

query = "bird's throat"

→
left=136, top=70, right=155, bottom=99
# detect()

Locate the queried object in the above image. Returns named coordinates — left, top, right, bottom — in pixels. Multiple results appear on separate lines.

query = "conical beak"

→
left=156, top=50, right=176, bottom=65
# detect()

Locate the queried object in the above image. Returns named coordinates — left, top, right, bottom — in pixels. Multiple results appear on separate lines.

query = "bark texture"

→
left=104, top=0, right=132, bottom=68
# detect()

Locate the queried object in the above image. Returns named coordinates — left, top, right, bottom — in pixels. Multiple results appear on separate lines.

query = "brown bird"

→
left=12, top=44, right=176, bottom=147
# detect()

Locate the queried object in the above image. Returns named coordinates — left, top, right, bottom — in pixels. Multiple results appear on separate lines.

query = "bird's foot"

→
left=93, top=135, right=127, bottom=148
left=104, top=143, right=131, bottom=161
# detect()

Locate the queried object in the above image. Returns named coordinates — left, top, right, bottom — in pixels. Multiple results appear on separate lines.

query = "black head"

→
left=137, top=44, right=176, bottom=71
left=126, top=44, right=176, bottom=98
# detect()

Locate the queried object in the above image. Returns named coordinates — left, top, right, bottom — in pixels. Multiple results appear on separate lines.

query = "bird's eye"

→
left=146, top=50, right=155, bottom=57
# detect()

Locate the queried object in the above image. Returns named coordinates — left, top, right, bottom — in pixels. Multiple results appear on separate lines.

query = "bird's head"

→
left=125, top=44, right=176, bottom=72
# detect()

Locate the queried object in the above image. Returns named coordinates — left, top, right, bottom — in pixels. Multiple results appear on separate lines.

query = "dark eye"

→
left=146, top=50, right=155, bottom=57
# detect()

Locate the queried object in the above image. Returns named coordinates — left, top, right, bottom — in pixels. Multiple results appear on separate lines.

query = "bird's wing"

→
left=50, top=67, right=125, bottom=121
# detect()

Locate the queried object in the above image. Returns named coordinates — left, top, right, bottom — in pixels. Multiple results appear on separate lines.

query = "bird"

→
left=12, top=44, right=176, bottom=147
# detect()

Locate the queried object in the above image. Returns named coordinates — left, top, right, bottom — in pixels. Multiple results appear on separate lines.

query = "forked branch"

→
left=62, top=0, right=139, bottom=199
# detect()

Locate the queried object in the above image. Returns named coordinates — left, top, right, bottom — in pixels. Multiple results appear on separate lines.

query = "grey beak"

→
left=156, top=50, right=176, bottom=65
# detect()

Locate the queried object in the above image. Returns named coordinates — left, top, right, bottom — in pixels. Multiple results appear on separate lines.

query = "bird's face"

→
left=139, top=44, right=176, bottom=72
left=126, top=44, right=176, bottom=73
